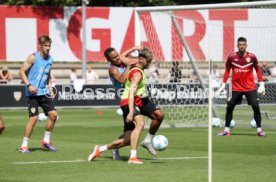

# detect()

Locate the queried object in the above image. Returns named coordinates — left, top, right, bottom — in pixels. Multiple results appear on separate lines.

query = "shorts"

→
left=121, top=105, right=140, bottom=132
left=140, top=97, right=160, bottom=119
left=27, top=96, right=55, bottom=117
left=120, top=97, right=160, bottom=132
left=229, top=90, right=259, bottom=106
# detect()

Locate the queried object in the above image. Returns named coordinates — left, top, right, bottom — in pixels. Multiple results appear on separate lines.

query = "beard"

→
left=238, top=49, right=245, bottom=55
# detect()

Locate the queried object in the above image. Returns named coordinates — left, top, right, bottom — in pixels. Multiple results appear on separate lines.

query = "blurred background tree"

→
left=0, top=0, right=257, bottom=6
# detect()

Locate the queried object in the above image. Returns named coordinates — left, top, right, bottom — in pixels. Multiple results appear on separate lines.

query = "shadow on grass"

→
left=101, top=156, right=165, bottom=163
left=230, top=133, right=257, bottom=136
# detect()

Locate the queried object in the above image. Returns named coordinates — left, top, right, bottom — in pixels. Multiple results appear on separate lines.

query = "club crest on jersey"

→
left=13, top=91, right=22, bottom=102
left=246, top=57, right=251, bottom=62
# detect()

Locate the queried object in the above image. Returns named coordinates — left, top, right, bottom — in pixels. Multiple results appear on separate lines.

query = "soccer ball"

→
left=230, top=119, right=236, bottom=128
left=212, top=118, right=221, bottom=128
left=38, top=113, right=47, bottom=122
left=152, top=135, right=168, bottom=151
left=250, top=118, right=257, bottom=128
left=116, top=108, right=123, bottom=116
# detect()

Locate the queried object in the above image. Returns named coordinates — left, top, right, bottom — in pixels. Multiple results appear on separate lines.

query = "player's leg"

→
left=19, top=96, right=39, bottom=153
left=111, top=105, right=135, bottom=160
left=245, top=90, right=266, bottom=136
left=140, top=98, right=164, bottom=155
left=217, top=91, right=242, bottom=136
left=40, top=96, right=58, bottom=151
left=88, top=131, right=132, bottom=161
left=128, top=115, right=145, bottom=164
left=111, top=132, right=124, bottom=160
left=0, top=113, right=5, bottom=134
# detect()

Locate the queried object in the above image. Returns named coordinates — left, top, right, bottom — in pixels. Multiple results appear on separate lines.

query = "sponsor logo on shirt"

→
left=234, top=68, right=249, bottom=73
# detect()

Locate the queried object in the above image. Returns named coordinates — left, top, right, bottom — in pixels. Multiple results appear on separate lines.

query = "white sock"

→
left=257, top=128, right=262, bottom=132
left=144, top=133, right=154, bottom=143
left=130, top=150, right=137, bottom=158
left=99, top=145, right=108, bottom=152
left=224, top=127, right=230, bottom=132
left=43, top=131, right=51, bottom=143
left=21, top=137, right=29, bottom=148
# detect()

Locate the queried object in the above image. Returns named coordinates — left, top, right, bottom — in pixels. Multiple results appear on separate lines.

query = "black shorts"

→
left=140, top=97, right=160, bottom=119
left=27, top=96, right=55, bottom=117
left=229, top=90, right=259, bottom=106
left=121, top=97, right=160, bottom=132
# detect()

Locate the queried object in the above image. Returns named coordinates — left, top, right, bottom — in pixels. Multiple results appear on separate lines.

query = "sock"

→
left=144, top=133, right=154, bottom=143
left=130, top=150, right=137, bottom=158
left=224, top=127, right=230, bottom=132
left=43, top=131, right=51, bottom=143
left=21, top=137, right=29, bottom=148
left=257, top=128, right=262, bottom=132
left=99, top=145, right=108, bottom=152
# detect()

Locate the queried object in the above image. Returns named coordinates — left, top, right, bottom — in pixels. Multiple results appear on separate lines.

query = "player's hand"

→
left=49, top=87, right=56, bottom=99
left=126, top=113, right=134, bottom=123
left=215, top=83, right=226, bottom=97
left=28, top=86, right=38, bottom=94
left=257, top=82, right=265, bottom=95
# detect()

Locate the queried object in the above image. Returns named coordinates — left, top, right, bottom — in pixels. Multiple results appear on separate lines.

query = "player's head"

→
left=138, top=47, right=153, bottom=69
left=38, top=35, right=52, bottom=56
left=104, top=47, right=121, bottom=66
left=237, top=37, right=247, bottom=55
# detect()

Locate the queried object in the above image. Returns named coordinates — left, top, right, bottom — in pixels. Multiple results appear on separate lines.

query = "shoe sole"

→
left=128, top=161, right=143, bottom=164
left=88, top=146, right=100, bottom=161
left=41, top=145, right=57, bottom=152
left=19, top=150, right=30, bottom=154
left=141, top=143, right=157, bottom=156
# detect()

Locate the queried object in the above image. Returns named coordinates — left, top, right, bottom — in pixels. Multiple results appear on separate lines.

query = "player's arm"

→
left=253, top=57, right=265, bottom=95
left=109, top=64, right=132, bottom=84
left=19, top=54, right=37, bottom=94
left=217, top=57, right=231, bottom=94
left=253, top=57, right=264, bottom=82
left=47, top=71, right=55, bottom=98
left=126, top=71, right=142, bottom=123
left=120, top=46, right=142, bottom=65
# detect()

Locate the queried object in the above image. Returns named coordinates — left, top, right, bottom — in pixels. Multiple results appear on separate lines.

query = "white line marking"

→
left=155, top=156, right=208, bottom=160
left=12, top=156, right=207, bottom=165
left=12, top=159, right=86, bottom=165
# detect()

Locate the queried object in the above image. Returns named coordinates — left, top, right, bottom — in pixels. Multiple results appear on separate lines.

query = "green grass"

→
left=0, top=108, right=276, bottom=182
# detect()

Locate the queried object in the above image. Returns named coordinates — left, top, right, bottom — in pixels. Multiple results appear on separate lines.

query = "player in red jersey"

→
left=216, top=37, right=266, bottom=137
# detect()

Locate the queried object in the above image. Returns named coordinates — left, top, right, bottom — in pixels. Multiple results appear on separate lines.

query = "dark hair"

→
left=104, top=47, right=116, bottom=60
left=237, top=37, right=247, bottom=43
left=38, top=35, right=52, bottom=45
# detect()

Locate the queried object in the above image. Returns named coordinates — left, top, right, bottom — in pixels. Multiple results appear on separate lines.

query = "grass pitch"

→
left=0, top=108, right=276, bottom=182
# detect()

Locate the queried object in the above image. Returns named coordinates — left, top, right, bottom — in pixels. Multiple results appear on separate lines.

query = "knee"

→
left=30, top=116, right=39, bottom=124
left=153, top=110, right=164, bottom=122
left=251, top=104, right=260, bottom=111
left=48, top=111, right=58, bottom=122
left=226, top=103, right=235, bottom=112
left=136, top=120, right=145, bottom=129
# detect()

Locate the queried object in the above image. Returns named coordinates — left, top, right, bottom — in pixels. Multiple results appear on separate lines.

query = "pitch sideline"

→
left=12, top=156, right=208, bottom=165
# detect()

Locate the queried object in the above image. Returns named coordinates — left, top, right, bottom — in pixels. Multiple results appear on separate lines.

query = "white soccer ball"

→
left=152, top=135, right=169, bottom=151
left=38, top=113, right=47, bottom=122
left=212, top=118, right=221, bottom=128
left=230, top=119, right=236, bottom=128
left=116, top=108, right=123, bottom=116
left=250, top=118, right=257, bottom=128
